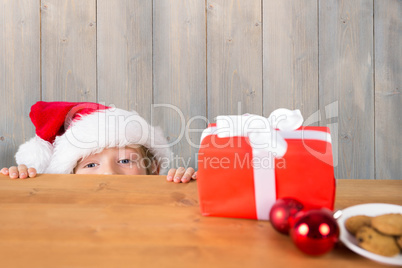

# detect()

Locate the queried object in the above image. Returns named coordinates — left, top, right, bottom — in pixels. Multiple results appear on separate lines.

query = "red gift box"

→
left=197, top=112, right=336, bottom=220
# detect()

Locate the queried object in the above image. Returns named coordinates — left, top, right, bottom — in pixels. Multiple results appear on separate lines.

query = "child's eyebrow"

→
left=126, top=152, right=141, bottom=160
left=121, top=148, right=140, bottom=154
left=77, top=156, right=96, bottom=164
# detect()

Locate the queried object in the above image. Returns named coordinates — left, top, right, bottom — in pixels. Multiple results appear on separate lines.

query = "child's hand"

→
left=0, top=165, right=37, bottom=179
left=167, top=167, right=197, bottom=183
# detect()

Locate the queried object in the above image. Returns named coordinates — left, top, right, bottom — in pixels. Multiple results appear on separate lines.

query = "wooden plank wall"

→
left=374, top=0, right=401, bottom=180
left=0, top=0, right=400, bottom=179
left=0, top=0, right=40, bottom=169
left=319, top=1, right=375, bottom=180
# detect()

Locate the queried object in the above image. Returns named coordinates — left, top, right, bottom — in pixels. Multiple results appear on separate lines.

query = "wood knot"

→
left=96, top=182, right=108, bottom=192
left=171, top=192, right=185, bottom=200
left=29, top=188, right=39, bottom=196
left=247, top=90, right=256, bottom=96
left=171, top=192, right=197, bottom=206
left=178, top=198, right=196, bottom=206
left=340, top=133, right=351, bottom=142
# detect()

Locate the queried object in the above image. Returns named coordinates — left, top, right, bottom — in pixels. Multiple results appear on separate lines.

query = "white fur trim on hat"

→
left=16, top=108, right=171, bottom=175
left=15, top=135, right=53, bottom=173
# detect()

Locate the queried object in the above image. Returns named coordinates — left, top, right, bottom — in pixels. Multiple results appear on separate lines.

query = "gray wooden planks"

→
left=0, top=0, right=40, bottom=167
left=207, top=0, right=263, bottom=120
left=153, top=0, right=206, bottom=171
left=97, top=0, right=153, bottom=121
left=41, top=0, right=97, bottom=102
left=374, top=0, right=402, bottom=180
left=263, top=0, right=318, bottom=120
left=0, top=0, right=400, bottom=179
left=319, top=0, right=375, bottom=179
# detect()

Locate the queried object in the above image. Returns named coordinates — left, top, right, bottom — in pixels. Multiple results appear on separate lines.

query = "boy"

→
left=1, top=101, right=196, bottom=183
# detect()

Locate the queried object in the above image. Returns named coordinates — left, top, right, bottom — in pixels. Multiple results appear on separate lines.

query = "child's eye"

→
left=119, top=159, right=131, bottom=164
left=84, top=163, right=98, bottom=168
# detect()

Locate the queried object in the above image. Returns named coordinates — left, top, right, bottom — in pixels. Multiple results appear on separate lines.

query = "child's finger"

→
left=167, top=168, right=176, bottom=182
left=18, top=164, right=29, bottom=179
left=181, top=167, right=195, bottom=183
left=8, top=166, right=19, bottom=179
left=1, top=167, right=9, bottom=175
left=28, top=167, right=37, bottom=178
left=173, top=167, right=186, bottom=183
left=192, top=171, right=197, bottom=180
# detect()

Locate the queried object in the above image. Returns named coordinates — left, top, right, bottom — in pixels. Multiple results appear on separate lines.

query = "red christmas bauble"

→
left=290, top=209, right=339, bottom=256
left=269, top=198, right=304, bottom=235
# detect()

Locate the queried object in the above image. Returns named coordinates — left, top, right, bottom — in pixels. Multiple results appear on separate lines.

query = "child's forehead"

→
left=107, top=146, right=143, bottom=154
left=85, top=146, right=144, bottom=158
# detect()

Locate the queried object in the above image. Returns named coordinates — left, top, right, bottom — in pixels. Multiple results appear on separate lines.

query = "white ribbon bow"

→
left=215, top=108, right=304, bottom=157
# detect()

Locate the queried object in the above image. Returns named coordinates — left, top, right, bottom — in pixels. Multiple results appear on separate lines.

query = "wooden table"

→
left=0, top=175, right=401, bottom=268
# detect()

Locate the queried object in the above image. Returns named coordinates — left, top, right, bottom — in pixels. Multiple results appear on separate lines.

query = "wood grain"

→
left=207, top=0, right=263, bottom=119
left=319, top=0, right=375, bottom=179
left=263, top=0, right=318, bottom=119
left=0, top=0, right=40, bottom=167
left=97, top=0, right=153, bottom=121
left=153, top=0, right=206, bottom=171
left=41, top=0, right=97, bottom=102
left=334, top=179, right=402, bottom=209
left=0, top=174, right=400, bottom=268
left=374, top=0, right=402, bottom=180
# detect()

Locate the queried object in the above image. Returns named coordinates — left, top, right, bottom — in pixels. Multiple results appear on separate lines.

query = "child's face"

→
left=74, top=147, right=149, bottom=175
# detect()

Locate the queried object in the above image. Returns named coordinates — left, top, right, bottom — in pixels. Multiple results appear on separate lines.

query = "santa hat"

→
left=15, top=101, right=171, bottom=174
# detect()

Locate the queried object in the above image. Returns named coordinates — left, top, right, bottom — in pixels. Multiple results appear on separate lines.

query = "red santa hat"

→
left=15, top=101, right=171, bottom=174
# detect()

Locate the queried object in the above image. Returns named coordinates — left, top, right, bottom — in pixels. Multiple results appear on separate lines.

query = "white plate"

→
left=337, top=203, right=402, bottom=266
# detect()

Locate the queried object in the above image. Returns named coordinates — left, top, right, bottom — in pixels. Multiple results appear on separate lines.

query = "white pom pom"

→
left=15, top=135, right=53, bottom=173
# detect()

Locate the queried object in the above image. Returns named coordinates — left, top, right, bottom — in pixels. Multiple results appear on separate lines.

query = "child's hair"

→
left=134, top=145, right=158, bottom=175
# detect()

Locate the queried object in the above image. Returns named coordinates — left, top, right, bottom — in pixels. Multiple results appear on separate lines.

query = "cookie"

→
left=371, top=213, right=402, bottom=236
left=345, top=215, right=372, bottom=235
left=356, top=226, right=400, bottom=257
left=397, top=236, right=402, bottom=250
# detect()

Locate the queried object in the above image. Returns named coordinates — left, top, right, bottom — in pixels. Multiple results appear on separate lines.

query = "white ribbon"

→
left=214, top=109, right=304, bottom=220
